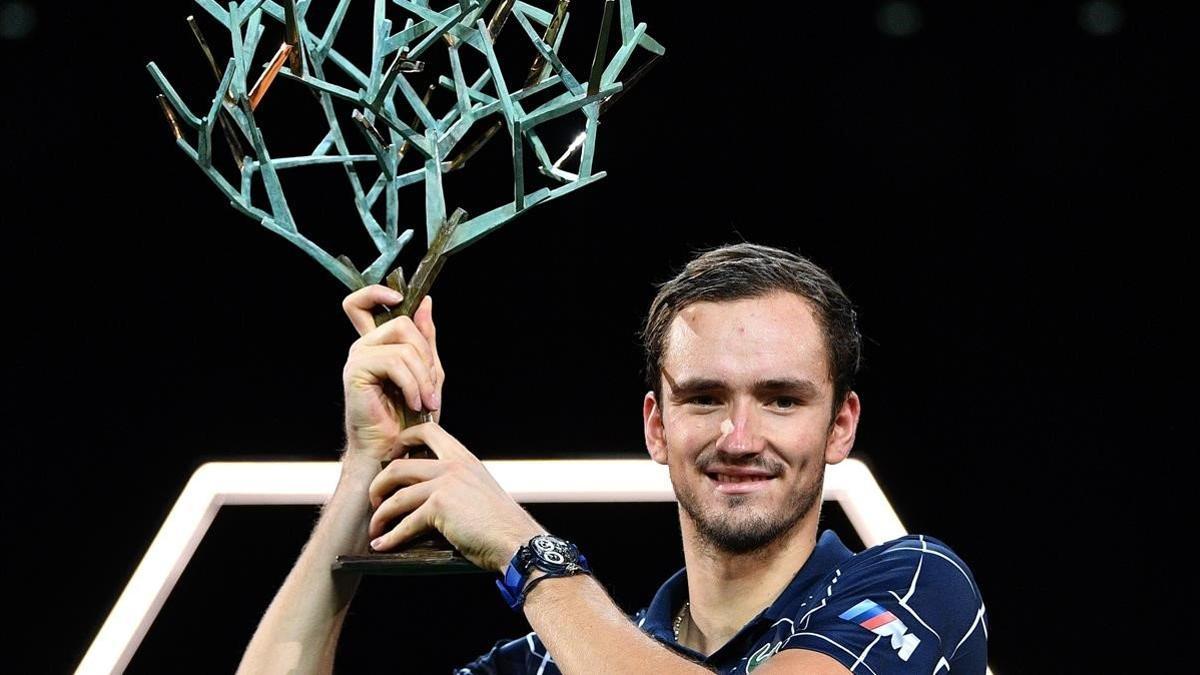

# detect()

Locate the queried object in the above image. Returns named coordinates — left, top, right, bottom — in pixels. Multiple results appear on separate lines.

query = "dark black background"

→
left=1, top=1, right=1185, bottom=673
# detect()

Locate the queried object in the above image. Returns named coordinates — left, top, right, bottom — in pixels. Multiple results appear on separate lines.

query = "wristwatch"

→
left=496, top=534, right=591, bottom=610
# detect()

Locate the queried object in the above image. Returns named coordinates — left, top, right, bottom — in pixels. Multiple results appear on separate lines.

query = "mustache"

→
left=694, top=448, right=786, bottom=475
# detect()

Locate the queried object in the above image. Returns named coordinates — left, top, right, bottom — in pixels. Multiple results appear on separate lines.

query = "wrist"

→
left=495, top=533, right=592, bottom=610
left=521, top=570, right=589, bottom=609
left=496, top=524, right=549, bottom=573
left=339, top=450, right=383, bottom=483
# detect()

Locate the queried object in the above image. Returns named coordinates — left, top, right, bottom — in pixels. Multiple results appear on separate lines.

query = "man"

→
left=238, top=243, right=988, bottom=674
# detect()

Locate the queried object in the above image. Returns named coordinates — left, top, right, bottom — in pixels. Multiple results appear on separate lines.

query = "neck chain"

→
left=673, top=600, right=690, bottom=642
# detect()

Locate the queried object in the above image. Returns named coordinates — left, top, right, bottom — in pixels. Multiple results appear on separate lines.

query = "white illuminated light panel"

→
left=78, top=459, right=990, bottom=674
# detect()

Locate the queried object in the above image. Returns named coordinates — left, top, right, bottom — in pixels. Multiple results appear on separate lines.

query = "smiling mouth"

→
left=709, top=473, right=770, bottom=483
left=706, top=472, right=776, bottom=494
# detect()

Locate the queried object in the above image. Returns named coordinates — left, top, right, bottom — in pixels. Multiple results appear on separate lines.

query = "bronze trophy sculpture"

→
left=147, top=0, right=662, bottom=573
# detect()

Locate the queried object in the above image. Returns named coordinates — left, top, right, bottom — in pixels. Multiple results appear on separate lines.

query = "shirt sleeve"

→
left=779, top=535, right=988, bottom=674
left=453, top=632, right=556, bottom=675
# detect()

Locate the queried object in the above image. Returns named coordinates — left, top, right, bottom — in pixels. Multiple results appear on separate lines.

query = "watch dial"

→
left=529, top=535, right=579, bottom=574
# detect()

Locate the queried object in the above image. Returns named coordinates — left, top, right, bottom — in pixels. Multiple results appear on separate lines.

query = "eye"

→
left=768, top=397, right=801, bottom=410
left=685, top=395, right=720, bottom=406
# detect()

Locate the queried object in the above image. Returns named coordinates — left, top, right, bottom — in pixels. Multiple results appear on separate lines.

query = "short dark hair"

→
left=640, top=243, right=862, bottom=423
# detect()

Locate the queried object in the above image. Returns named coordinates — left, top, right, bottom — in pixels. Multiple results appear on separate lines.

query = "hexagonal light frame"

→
left=77, top=458, right=990, bottom=674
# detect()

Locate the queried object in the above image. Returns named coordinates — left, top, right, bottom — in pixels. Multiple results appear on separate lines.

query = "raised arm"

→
left=237, top=285, right=444, bottom=675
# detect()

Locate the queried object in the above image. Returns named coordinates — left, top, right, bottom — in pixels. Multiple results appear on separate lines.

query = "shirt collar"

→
left=641, top=566, right=689, bottom=642
left=761, top=529, right=854, bottom=621
left=640, top=529, right=855, bottom=643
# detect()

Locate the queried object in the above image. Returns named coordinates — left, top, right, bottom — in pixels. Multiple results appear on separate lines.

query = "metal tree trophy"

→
left=147, top=0, right=662, bottom=574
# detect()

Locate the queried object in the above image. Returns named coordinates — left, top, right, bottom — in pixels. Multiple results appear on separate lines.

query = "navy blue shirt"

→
left=457, top=530, right=987, bottom=674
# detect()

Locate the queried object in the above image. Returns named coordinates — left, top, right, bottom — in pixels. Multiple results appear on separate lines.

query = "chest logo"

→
left=746, top=640, right=782, bottom=672
left=838, top=599, right=920, bottom=661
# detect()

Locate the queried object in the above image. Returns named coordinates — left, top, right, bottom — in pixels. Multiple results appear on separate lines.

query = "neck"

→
left=676, top=510, right=819, bottom=656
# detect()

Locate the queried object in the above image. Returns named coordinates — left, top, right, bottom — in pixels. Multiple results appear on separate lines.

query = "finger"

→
left=371, top=501, right=435, bottom=551
left=369, top=480, right=435, bottom=538
left=413, top=295, right=437, bottom=354
left=396, top=422, right=472, bottom=462
left=357, top=316, right=436, bottom=373
left=347, top=346, right=429, bottom=412
left=354, top=323, right=438, bottom=411
left=369, top=458, right=446, bottom=508
left=391, top=343, right=438, bottom=411
left=413, top=296, right=445, bottom=396
left=342, top=285, right=406, bottom=336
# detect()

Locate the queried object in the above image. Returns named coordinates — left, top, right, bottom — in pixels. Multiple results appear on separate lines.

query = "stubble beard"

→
left=674, top=445, right=823, bottom=555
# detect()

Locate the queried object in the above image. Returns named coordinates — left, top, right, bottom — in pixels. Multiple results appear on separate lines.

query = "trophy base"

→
left=333, top=535, right=485, bottom=576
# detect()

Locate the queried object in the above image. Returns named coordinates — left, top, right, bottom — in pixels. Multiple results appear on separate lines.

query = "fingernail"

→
left=387, top=290, right=404, bottom=303
left=370, top=538, right=383, bottom=550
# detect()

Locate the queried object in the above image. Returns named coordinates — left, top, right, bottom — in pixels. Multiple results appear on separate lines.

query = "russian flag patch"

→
left=839, top=600, right=921, bottom=661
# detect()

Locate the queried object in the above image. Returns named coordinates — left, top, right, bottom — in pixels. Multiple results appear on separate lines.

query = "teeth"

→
left=713, top=474, right=767, bottom=483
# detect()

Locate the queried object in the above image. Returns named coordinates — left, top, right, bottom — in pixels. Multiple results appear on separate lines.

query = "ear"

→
left=643, top=390, right=668, bottom=465
left=824, top=390, right=861, bottom=465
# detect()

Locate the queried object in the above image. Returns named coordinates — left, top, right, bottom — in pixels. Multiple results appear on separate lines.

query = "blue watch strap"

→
left=496, top=539, right=591, bottom=611
left=496, top=561, right=528, bottom=610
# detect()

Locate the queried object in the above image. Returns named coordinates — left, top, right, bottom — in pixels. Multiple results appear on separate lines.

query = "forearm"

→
left=237, top=452, right=379, bottom=675
left=522, top=574, right=713, bottom=674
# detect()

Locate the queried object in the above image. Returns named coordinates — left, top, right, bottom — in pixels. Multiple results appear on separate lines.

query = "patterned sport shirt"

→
left=457, top=529, right=988, bottom=674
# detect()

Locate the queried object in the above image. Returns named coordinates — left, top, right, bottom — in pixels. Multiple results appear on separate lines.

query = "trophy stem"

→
left=334, top=212, right=483, bottom=575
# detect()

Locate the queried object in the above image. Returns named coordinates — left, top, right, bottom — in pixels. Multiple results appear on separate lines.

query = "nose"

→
left=716, top=397, right=766, bottom=456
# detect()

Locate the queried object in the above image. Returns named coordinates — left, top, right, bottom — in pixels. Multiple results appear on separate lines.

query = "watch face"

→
left=528, top=535, right=580, bottom=574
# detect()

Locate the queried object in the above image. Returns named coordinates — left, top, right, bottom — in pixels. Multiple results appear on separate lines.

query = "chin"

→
left=677, top=476, right=822, bottom=555
left=700, top=516, right=798, bottom=553
left=685, top=502, right=803, bottom=554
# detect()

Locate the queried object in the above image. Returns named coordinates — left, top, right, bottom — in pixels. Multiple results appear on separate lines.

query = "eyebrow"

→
left=666, top=375, right=823, bottom=401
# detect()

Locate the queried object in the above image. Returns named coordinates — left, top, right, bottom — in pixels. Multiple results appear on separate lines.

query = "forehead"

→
left=663, top=291, right=831, bottom=389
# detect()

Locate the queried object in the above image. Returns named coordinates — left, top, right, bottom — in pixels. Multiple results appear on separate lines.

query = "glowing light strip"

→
left=78, top=459, right=988, bottom=675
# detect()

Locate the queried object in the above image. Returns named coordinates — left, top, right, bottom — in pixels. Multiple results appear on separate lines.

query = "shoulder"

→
left=454, top=632, right=555, bottom=675
left=834, top=533, right=986, bottom=641
left=771, top=534, right=988, bottom=673
left=862, top=534, right=973, bottom=569
left=845, top=534, right=983, bottom=600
